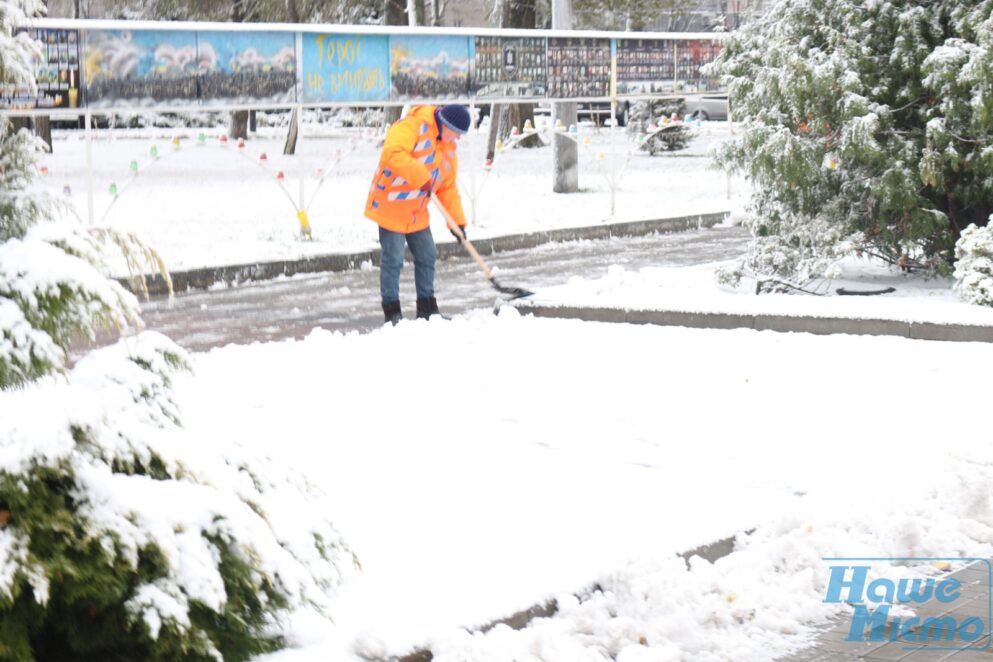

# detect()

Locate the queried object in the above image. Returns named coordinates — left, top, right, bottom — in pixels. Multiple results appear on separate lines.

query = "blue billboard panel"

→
left=390, top=35, right=470, bottom=100
left=84, top=29, right=198, bottom=106
left=198, top=31, right=296, bottom=102
left=301, top=33, right=389, bottom=102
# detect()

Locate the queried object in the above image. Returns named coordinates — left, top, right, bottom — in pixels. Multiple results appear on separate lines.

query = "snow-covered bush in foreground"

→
left=2, top=3, right=355, bottom=658
left=710, top=0, right=993, bottom=290
left=0, top=333, right=357, bottom=661
left=954, top=220, right=993, bottom=306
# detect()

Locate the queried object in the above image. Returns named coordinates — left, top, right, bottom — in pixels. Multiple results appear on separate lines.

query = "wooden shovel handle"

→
left=430, top=195, right=494, bottom=280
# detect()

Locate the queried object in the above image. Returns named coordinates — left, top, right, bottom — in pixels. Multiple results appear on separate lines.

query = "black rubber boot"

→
left=416, top=297, right=447, bottom=320
left=382, top=300, right=402, bottom=326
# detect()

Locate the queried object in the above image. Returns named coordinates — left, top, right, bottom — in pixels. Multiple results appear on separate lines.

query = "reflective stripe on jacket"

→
left=364, top=105, right=467, bottom=234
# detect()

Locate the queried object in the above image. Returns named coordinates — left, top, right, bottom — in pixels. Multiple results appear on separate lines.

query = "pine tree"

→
left=709, top=0, right=993, bottom=291
left=1, top=4, right=355, bottom=659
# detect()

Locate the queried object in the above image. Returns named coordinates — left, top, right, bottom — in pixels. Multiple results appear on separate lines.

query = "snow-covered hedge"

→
left=0, top=333, right=356, bottom=661
left=954, top=220, right=993, bottom=306
left=710, top=0, right=993, bottom=288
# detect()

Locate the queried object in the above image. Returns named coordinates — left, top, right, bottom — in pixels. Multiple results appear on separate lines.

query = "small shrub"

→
left=953, top=221, right=993, bottom=306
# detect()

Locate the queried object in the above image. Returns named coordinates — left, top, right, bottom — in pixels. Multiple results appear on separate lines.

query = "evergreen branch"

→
left=946, top=130, right=986, bottom=145
left=888, top=97, right=924, bottom=114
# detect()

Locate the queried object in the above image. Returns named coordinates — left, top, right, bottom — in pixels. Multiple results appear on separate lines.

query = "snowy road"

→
left=139, top=225, right=749, bottom=350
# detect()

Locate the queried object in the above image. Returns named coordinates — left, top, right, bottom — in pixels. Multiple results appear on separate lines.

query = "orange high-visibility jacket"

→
left=364, top=105, right=468, bottom=235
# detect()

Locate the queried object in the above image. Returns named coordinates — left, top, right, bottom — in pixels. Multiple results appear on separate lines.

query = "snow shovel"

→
left=430, top=195, right=534, bottom=300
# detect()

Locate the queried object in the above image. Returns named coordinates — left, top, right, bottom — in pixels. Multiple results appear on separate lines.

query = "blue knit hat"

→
left=436, top=105, right=471, bottom=134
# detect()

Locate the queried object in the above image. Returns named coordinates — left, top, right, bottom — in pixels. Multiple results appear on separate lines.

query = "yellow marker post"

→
left=297, top=209, right=313, bottom=239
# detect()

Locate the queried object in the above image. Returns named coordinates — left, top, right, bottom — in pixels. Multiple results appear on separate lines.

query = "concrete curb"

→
left=125, top=211, right=730, bottom=295
left=514, top=304, right=993, bottom=343
left=390, top=532, right=744, bottom=662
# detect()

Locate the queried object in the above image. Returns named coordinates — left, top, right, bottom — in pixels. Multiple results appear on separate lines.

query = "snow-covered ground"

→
left=526, top=256, right=993, bottom=328
left=171, top=311, right=993, bottom=661
left=39, top=116, right=736, bottom=274
left=23, top=115, right=993, bottom=661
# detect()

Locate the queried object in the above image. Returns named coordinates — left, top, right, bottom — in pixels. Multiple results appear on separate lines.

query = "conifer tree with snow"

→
left=710, top=0, right=993, bottom=292
left=1, top=3, right=355, bottom=659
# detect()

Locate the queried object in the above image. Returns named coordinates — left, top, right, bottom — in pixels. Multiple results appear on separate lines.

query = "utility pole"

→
left=551, top=0, right=578, bottom=193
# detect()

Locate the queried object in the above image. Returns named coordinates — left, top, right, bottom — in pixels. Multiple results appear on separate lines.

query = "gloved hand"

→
left=450, top=225, right=467, bottom=243
left=419, top=179, right=433, bottom=196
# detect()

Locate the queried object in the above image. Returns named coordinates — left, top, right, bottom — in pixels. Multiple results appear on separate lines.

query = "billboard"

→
left=547, top=37, right=610, bottom=98
left=1, top=28, right=81, bottom=110
left=678, top=39, right=723, bottom=92
left=616, top=38, right=677, bottom=96
left=301, top=33, right=389, bottom=103
left=198, top=31, right=296, bottom=103
left=390, top=34, right=470, bottom=100
left=472, top=36, right=546, bottom=98
left=2, top=22, right=728, bottom=112
left=83, top=29, right=198, bottom=107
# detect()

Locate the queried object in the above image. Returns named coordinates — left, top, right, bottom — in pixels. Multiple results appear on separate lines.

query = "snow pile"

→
left=0, top=331, right=356, bottom=658
left=429, top=453, right=993, bottom=662
left=954, top=221, right=993, bottom=307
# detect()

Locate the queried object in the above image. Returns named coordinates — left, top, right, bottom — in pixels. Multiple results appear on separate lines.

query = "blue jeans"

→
left=379, top=226, right=437, bottom=304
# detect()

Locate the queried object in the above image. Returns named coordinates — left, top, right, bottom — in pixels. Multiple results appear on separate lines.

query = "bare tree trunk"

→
left=229, top=111, right=250, bottom=139
left=385, top=0, right=406, bottom=24
left=381, top=0, right=414, bottom=129
left=485, top=104, right=502, bottom=162
left=508, top=104, right=535, bottom=135
left=228, top=0, right=249, bottom=140
left=552, top=0, right=578, bottom=193
left=283, top=109, right=299, bottom=154
left=426, top=0, right=438, bottom=25
left=35, top=116, right=52, bottom=152
left=285, top=0, right=299, bottom=22
left=508, top=0, right=537, bottom=146
left=36, top=0, right=53, bottom=152
left=282, top=0, right=301, bottom=155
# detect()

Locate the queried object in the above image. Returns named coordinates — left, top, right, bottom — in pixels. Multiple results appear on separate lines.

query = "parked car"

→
left=684, top=94, right=729, bottom=121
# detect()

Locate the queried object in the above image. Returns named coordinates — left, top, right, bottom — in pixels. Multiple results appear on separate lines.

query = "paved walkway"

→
left=784, top=561, right=993, bottom=661
left=128, top=222, right=748, bottom=351
left=133, top=211, right=729, bottom=295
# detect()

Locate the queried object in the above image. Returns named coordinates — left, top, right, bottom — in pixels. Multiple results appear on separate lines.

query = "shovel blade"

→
left=490, top=277, right=534, bottom=300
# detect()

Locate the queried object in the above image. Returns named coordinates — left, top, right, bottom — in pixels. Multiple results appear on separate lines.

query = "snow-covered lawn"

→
left=40, top=118, right=737, bottom=274
left=526, top=256, right=993, bottom=328
left=172, top=310, right=993, bottom=660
